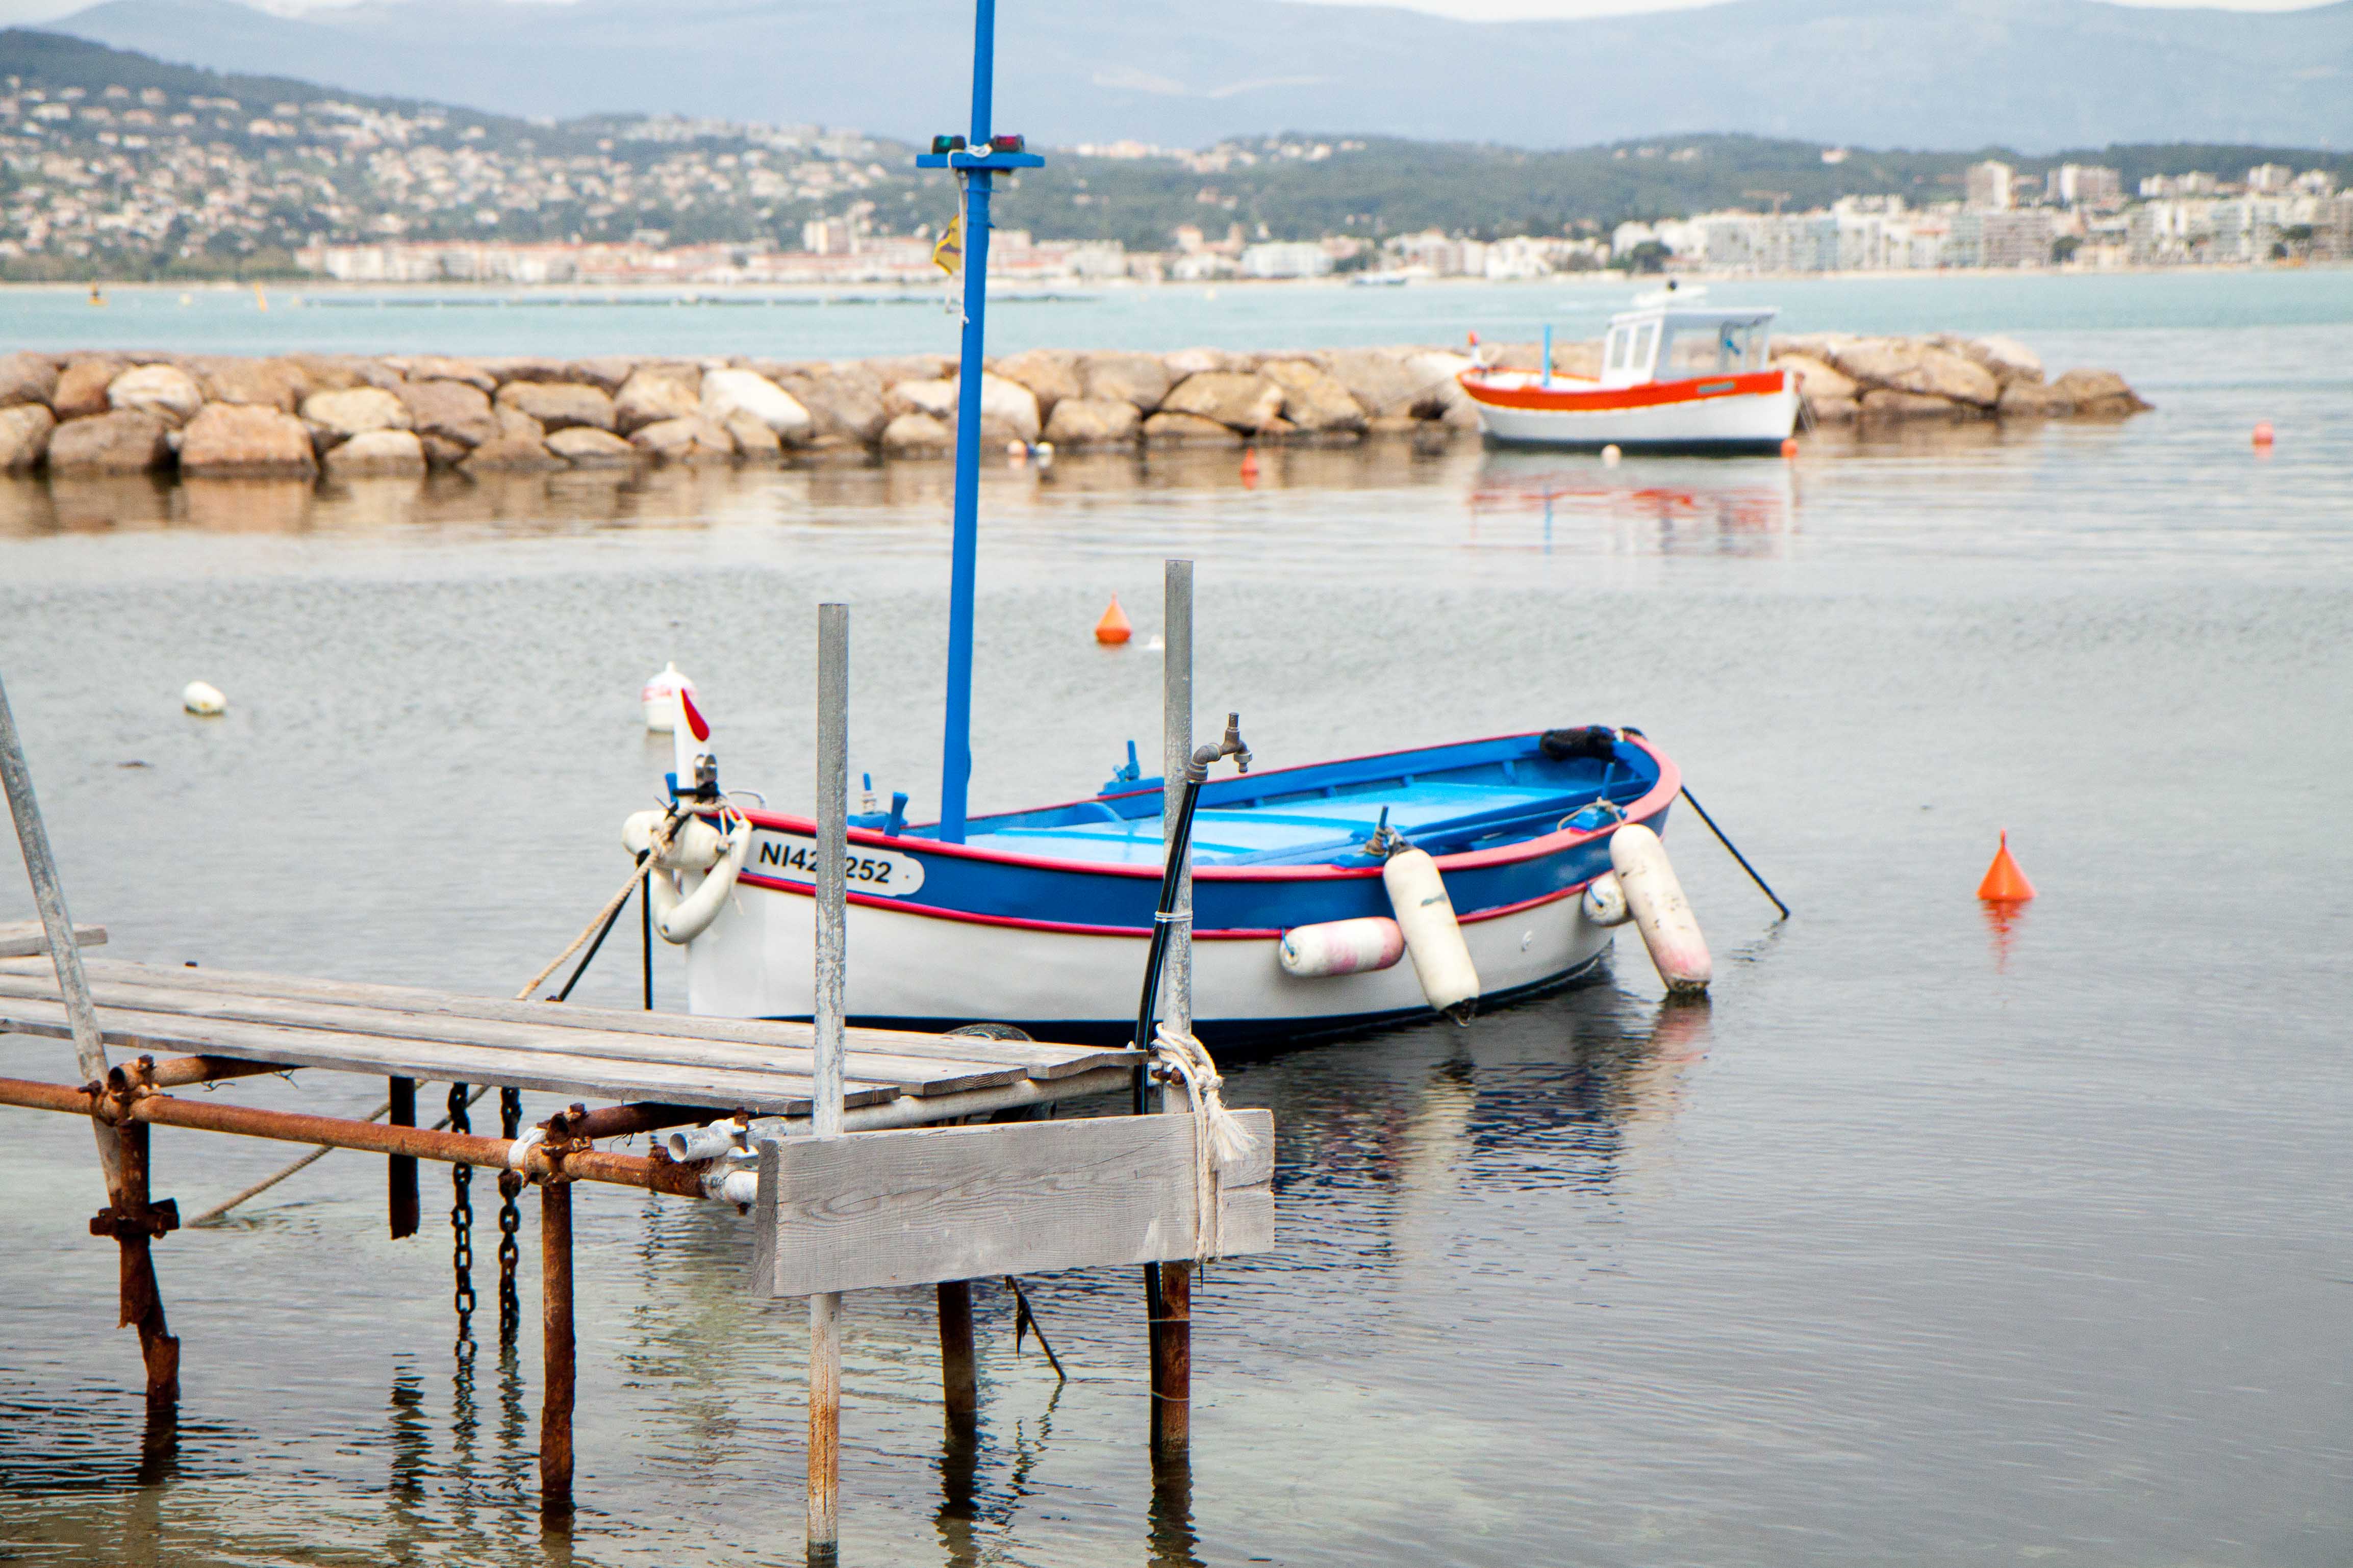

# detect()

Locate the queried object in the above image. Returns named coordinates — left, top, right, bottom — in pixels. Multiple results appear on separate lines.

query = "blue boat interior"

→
left=887, top=732, right=1659, bottom=869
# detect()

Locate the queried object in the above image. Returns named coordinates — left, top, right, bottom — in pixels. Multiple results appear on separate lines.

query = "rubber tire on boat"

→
left=944, top=1022, right=1036, bottom=1042
left=1540, top=726, right=1620, bottom=762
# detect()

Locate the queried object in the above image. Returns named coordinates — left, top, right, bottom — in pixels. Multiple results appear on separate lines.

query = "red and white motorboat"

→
left=1461, top=296, right=1798, bottom=453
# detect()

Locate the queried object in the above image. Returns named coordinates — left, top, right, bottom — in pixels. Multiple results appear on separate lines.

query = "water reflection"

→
left=1468, top=453, right=1795, bottom=558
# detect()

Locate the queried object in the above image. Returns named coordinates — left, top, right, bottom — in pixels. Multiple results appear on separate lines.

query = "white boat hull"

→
left=683, top=879, right=1617, bottom=1042
left=1474, top=385, right=1798, bottom=450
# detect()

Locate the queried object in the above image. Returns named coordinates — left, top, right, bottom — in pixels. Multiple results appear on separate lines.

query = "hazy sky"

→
left=0, top=0, right=2329, bottom=18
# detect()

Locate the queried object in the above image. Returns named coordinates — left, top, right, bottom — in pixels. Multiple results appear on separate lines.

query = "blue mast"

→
left=916, top=0, right=1042, bottom=844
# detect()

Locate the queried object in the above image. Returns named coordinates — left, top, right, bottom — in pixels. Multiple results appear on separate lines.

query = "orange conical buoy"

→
left=1239, top=447, right=1259, bottom=484
left=1977, top=831, right=2036, bottom=902
left=1094, top=595, right=1131, bottom=645
left=2252, top=421, right=2274, bottom=447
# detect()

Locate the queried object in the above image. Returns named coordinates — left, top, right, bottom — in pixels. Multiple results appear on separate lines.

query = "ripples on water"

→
left=1, top=307, right=2349, bottom=1566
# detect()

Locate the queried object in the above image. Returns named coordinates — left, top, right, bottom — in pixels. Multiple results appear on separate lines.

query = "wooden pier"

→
left=0, top=581, right=1272, bottom=1558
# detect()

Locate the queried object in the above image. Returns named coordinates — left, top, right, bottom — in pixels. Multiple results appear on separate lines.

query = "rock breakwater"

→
left=0, top=336, right=2145, bottom=479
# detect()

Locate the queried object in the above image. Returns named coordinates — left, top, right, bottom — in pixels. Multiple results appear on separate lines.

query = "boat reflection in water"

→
left=1466, top=449, right=1797, bottom=559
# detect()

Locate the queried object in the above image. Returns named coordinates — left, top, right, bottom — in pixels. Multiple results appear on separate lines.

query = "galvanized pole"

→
left=808, top=601, right=850, bottom=1566
left=0, top=670, right=175, bottom=1399
left=1146, top=559, right=1194, bottom=1458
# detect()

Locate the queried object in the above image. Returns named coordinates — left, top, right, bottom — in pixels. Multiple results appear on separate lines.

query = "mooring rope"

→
left=512, top=808, right=689, bottom=1002
left=1149, top=1023, right=1254, bottom=1263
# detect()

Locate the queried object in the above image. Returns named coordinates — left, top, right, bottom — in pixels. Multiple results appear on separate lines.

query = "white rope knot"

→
left=1151, top=1023, right=1254, bottom=1263
left=505, top=1125, right=547, bottom=1171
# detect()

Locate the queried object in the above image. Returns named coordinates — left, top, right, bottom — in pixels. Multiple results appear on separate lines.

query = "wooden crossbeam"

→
left=0, top=920, right=105, bottom=960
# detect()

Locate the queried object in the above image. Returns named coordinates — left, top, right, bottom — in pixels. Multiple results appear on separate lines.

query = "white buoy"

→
left=1600, top=444, right=1623, bottom=466
left=1278, top=916, right=1405, bottom=979
left=1381, top=847, right=1481, bottom=1019
left=181, top=680, right=227, bottom=716
left=1580, top=871, right=1632, bottom=927
left=640, top=661, right=697, bottom=733
left=1609, top=822, right=1710, bottom=993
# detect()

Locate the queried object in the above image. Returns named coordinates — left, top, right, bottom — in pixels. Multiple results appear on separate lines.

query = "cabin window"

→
left=1605, top=329, right=1628, bottom=372
left=1629, top=322, right=1656, bottom=373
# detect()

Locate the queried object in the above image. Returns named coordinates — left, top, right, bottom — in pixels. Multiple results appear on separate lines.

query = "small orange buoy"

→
left=1239, top=448, right=1259, bottom=482
left=2252, top=421, right=2274, bottom=447
left=1780, top=437, right=1799, bottom=458
left=1094, top=595, right=1132, bottom=645
left=1976, top=830, right=2036, bottom=902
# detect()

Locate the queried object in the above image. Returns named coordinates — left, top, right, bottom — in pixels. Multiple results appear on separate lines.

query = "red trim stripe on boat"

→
left=1459, top=369, right=1788, bottom=413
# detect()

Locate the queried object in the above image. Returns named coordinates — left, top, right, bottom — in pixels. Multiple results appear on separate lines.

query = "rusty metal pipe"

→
left=134, top=1055, right=290, bottom=1090
left=0, top=1075, right=717, bottom=1198
left=540, top=1178, right=575, bottom=1512
left=566, top=1101, right=716, bottom=1141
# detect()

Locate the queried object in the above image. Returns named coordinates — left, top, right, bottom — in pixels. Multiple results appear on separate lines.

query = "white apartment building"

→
left=1966, top=160, right=2015, bottom=212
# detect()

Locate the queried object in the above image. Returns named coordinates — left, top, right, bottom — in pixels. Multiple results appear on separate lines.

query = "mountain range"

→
left=47, top=0, right=2353, bottom=152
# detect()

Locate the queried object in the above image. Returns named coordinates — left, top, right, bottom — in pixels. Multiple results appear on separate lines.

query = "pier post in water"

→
left=1, top=671, right=177, bottom=1405
left=807, top=602, right=851, bottom=1565
left=388, top=1076, right=418, bottom=1239
left=938, top=1279, right=977, bottom=1431
left=539, top=1175, right=575, bottom=1512
left=1146, top=559, right=1195, bottom=1458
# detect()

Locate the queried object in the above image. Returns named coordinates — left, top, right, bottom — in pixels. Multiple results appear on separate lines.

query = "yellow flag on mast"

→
left=932, top=213, right=963, bottom=276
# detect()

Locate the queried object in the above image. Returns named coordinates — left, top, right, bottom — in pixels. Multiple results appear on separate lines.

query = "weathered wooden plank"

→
left=0, top=972, right=1022, bottom=1097
left=0, top=920, right=105, bottom=960
left=751, top=1110, right=1275, bottom=1299
left=0, top=995, right=885, bottom=1115
left=5, top=958, right=1140, bottom=1081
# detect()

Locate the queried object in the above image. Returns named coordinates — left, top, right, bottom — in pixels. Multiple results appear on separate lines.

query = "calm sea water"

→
left=0, top=272, right=2348, bottom=1566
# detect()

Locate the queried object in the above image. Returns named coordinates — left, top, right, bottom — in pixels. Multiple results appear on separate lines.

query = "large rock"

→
left=1261, top=359, right=1367, bottom=434
left=400, top=379, right=498, bottom=448
left=1995, top=379, right=2075, bottom=419
left=1776, top=353, right=1856, bottom=401
left=1404, top=351, right=1481, bottom=428
left=392, top=354, right=496, bottom=393
left=477, top=356, right=634, bottom=393
left=1934, top=334, right=2044, bottom=387
left=720, top=409, right=783, bottom=458
left=461, top=429, right=563, bottom=472
left=47, top=410, right=171, bottom=472
left=1163, top=371, right=1284, bottom=433
left=886, top=375, right=1040, bottom=443
left=701, top=369, right=812, bottom=444
left=1317, top=348, right=1422, bottom=420
left=2047, top=369, right=2148, bottom=416
left=1826, top=340, right=2000, bottom=408
left=879, top=412, right=954, bottom=456
left=285, top=354, right=394, bottom=394
left=0, top=404, right=55, bottom=470
left=178, top=402, right=316, bottom=474
left=1141, top=410, right=1245, bottom=447
left=1079, top=352, right=1172, bottom=414
left=108, top=364, right=206, bottom=426
left=865, top=354, right=954, bottom=387
left=1162, top=347, right=1239, bottom=378
left=0, top=350, right=58, bottom=408
left=614, top=366, right=702, bottom=433
left=496, top=380, right=616, bottom=433
left=782, top=365, right=890, bottom=445
left=1859, top=389, right=1970, bottom=421
left=548, top=427, right=638, bottom=466
left=201, top=357, right=310, bottom=413
left=630, top=416, right=735, bottom=464
left=992, top=350, right=1082, bottom=419
left=53, top=358, right=127, bottom=421
left=889, top=377, right=960, bottom=420
left=1042, top=396, right=1141, bottom=447
left=325, top=429, right=426, bottom=475
left=302, top=387, right=413, bottom=442
left=419, top=435, right=470, bottom=468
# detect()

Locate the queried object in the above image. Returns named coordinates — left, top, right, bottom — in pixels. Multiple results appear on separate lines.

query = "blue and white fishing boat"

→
left=630, top=2, right=1715, bottom=1044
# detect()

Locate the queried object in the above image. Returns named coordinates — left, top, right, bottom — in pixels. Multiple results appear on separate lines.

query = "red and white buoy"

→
left=641, top=661, right=698, bottom=733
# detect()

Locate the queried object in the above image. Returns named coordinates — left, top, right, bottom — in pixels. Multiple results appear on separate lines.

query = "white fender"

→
left=1580, top=871, right=1632, bottom=927
left=1279, top=916, right=1405, bottom=979
left=646, top=813, right=751, bottom=945
left=622, top=809, right=726, bottom=872
left=1609, top=822, right=1710, bottom=993
left=1381, top=847, right=1481, bottom=1019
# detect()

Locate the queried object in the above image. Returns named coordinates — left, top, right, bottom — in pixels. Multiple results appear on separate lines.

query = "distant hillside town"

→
left=0, top=32, right=2346, bottom=285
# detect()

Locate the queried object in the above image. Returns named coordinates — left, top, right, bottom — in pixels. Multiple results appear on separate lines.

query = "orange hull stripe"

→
left=1462, top=369, right=1789, bottom=413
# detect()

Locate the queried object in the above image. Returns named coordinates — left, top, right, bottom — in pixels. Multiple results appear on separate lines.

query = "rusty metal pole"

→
left=1147, top=560, right=1195, bottom=1459
left=1, top=670, right=175, bottom=1401
left=388, top=1076, right=419, bottom=1240
left=539, top=1176, right=575, bottom=1513
left=807, top=602, right=850, bottom=1566
left=937, top=1279, right=977, bottom=1430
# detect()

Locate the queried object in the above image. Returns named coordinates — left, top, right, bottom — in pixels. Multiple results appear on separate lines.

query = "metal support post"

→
left=1146, top=558, right=1194, bottom=1458
left=809, top=601, right=850, bottom=1565
left=539, top=1177, right=574, bottom=1512
left=388, top=1076, right=418, bottom=1239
